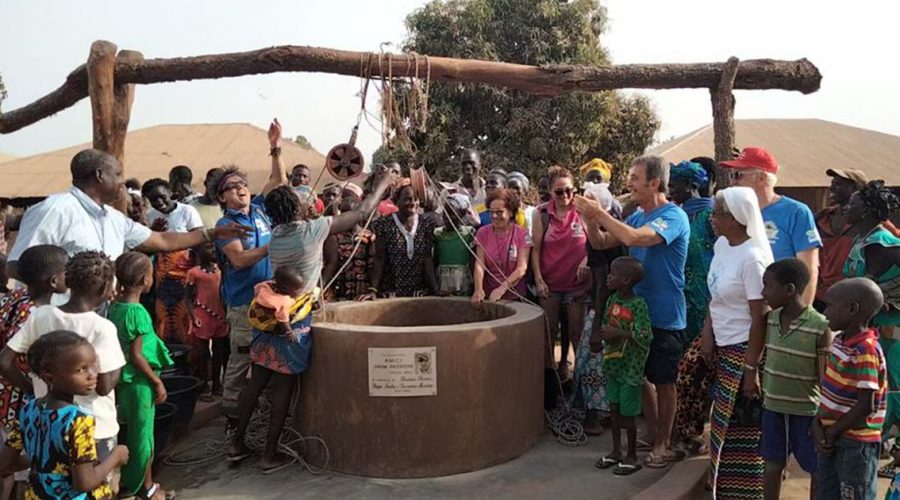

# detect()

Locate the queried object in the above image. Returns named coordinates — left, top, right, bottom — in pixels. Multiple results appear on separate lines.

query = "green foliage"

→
left=294, top=135, right=312, bottom=149
left=397, top=0, right=659, bottom=186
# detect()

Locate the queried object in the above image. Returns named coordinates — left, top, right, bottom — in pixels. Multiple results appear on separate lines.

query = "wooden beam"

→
left=711, top=57, right=740, bottom=165
left=0, top=44, right=822, bottom=135
left=86, top=40, right=118, bottom=154
left=111, top=49, right=143, bottom=164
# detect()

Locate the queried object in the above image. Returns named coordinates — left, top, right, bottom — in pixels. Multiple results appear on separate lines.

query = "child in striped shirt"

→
left=814, top=277, right=887, bottom=500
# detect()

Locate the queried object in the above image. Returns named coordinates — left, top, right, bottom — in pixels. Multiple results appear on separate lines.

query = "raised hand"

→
left=268, top=118, right=282, bottom=148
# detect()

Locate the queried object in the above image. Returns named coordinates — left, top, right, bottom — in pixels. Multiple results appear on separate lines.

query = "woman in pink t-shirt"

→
left=532, top=166, right=590, bottom=379
left=472, top=189, right=532, bottom=305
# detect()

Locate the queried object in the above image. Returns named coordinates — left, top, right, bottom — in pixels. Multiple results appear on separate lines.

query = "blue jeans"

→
left=816, top=438, right=880, bottom=500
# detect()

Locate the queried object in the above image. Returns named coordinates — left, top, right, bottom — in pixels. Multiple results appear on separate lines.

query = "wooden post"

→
left=86, top=40, right=118, bottom=155
left=111, top=49, right=143, bottom=164
left=710, top=56, right=740, bottom=164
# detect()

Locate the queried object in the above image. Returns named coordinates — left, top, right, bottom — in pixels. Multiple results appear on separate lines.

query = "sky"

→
left=1, top=0, right=898, bottom=162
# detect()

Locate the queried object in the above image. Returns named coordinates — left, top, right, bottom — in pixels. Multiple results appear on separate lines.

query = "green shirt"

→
left=602, top=293, right=652, bottom=386
left=762, top=305, right=830, bottom=416
left=107, top=302, right=174, bottom=384
left=434, top=226, right=474, bottom=267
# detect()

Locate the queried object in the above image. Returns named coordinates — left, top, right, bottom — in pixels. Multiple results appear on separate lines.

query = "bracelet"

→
left=269, top=146, right=282, bottom=157
left=202, top=227, right=212, bottom=242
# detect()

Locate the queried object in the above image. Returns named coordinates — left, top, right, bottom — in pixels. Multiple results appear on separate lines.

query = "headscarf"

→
left=720, top=186, right=774, bottom=262
left=507, top=171, right=530, bottom=191
left=583, top=182, right=614, bottom=211
left=446, top=192, right=480, bottom=227
left=342, top=182, right=364, bottom=199
left=579, top=158, right=613, bottom=183
left=670, top=161, right=710, bottom=189
left=860, top=180, right=900, bottom=222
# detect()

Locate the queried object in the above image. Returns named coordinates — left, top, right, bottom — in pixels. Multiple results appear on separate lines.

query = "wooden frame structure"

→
left=0, top=40, right=821, bottom=164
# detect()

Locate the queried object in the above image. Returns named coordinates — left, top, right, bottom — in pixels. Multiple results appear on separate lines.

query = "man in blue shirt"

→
left=216, top=120, right=288, bottom=419
left=575, top=155, right=690, bottom=468
left=721, top=147, right=822, bottom=305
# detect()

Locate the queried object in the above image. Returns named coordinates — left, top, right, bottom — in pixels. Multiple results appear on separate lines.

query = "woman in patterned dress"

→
left=322, top=190, right=377, bottom=302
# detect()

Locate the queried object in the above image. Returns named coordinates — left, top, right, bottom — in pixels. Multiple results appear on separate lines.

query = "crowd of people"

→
left=0, top=116, right=897, bottom=500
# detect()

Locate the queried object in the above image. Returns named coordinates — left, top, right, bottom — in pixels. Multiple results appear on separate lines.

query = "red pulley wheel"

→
left=325, top=143, right=365, bottom=181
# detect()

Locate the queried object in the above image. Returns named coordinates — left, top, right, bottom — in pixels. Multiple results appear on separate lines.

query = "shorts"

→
left=607, top=377, right=642, bottom=417
left=644, top=328, right=685, bottom=385
left=760, top=409, right=818, bottom=473
left=551, top=291, right=591, bottom=306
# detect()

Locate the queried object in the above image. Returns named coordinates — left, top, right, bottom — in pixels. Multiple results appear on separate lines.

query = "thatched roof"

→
left=648, top=119, right=900, bottom=187
left=0, top=123, right=332, bottom=198
left=0, top=151, right=16, bottom=164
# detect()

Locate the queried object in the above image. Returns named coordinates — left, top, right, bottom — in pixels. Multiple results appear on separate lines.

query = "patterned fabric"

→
left=373, top=214, right=436, bottom=297
left=843, top=225, right=900, bottom=327
left=571, top=310, right=609, bottom=411
left=683, top=205, right=715, bottom=342
left=154, top=250, right=193, bottom=343
left=5, top=400, right=113, bottom=500
left=762, top=306, right=829, bottom=416
left=601, top=293, right=652, bottom=387
left=248, top=285, right=318, bottom=332
left=329, top=229, right=376, bottom=301
left=709, top=342, right=764, bottom=499
left=818, top=328, right=887, bottom=442
left=250, top=315, right=313, bottom=375
left=0, top=288, right=32, bottom=428
left=674, top=335, right=714, bottom=441
left=185, top=266, right=229, bottom=340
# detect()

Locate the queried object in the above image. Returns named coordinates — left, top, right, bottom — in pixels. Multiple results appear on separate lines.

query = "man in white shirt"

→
left=6, top=149, right=247, bottom=280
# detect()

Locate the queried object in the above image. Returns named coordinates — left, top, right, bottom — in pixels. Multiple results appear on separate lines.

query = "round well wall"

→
left=295, top=297, right=545, bottom=478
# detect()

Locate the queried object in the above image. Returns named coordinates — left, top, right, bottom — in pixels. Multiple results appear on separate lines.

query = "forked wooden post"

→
left=710, top=56, right=740, bottom=163
left=111, top=49, right=143, bottom=164
left=86, top=41, right=118, bottom=157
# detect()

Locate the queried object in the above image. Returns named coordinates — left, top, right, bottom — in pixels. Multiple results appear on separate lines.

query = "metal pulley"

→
left=325, top=126, right=365, bottom=181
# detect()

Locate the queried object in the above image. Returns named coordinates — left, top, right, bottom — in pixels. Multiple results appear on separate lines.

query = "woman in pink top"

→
left=472, top=189, right=532, bottom=306
left=532, top=166, right=590, bottom=379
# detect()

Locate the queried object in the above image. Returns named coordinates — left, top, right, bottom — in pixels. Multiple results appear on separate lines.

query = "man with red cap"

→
left=721, top=147, right=822, bottom=305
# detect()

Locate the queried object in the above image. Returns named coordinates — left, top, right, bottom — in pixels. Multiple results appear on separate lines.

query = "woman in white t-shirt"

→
left=702, top=186, right=773, bottom=499
left=143, top=178, right=204, bottom=344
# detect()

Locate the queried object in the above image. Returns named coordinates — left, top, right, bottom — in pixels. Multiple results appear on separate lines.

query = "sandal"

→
left=644, top=451, right=670, bottom=469
left=879, top=462, right=898, bottom=479
left=137, top=483, right=175, bottom=500
left=260, top=455, right=295, bottom=475
left=594, top=456, right=620, bottom=470
left=226, top=447, right=251, bottom=463
left=613, top=463, right=642, bottom=476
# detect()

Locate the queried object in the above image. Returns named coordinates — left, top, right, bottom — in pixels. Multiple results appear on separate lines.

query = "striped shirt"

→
left=763, top=306, right=830, bottom=416
left=817, top=328, right=887, bottom=442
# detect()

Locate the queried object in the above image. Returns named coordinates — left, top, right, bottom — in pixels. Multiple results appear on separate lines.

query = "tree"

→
left=395, top=0, right=659, bottom=185
left=294, top=134, right=312, bottom=149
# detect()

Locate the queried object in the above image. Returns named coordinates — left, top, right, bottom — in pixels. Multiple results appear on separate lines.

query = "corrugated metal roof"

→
left=648, top=119, right=900, bottom=187
left=0, top=123, right=333, bottom=198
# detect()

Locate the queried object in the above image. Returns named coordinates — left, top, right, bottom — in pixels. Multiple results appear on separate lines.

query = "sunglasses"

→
left=728, top=170, right=759, bottom=182
left=219, top=180, right=248, bottom=194
left=554, top=187, right=574, bottom=197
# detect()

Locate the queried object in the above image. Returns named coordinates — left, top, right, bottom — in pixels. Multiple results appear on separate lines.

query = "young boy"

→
left=760, top=258, right=831, bottom=500
left=0, top=251, right=126, bottom=463
left=814, top=277, right=887, bottom=500
left=592, top=256, right=652, bottom=476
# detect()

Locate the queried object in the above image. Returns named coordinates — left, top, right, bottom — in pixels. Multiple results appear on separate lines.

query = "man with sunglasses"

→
left=574, top=155, right=690, bottom=468
left=721, top=147, right=821, bottom=305
left=214, top=119, right=290, bottom=422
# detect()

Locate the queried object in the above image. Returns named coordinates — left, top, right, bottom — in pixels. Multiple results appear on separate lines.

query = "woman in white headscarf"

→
left=702, top=187, right=773, bottom=499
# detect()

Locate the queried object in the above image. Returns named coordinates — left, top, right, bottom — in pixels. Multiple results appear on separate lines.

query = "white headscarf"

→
left=583, top=182, right=614, bottom=211
left=720, top=187, right=774, bottom=262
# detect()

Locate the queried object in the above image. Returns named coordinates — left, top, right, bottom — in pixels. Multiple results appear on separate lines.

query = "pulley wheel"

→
left=410, top=166, right=428, bottom=201
left=325, top=143, right=365, bottom=180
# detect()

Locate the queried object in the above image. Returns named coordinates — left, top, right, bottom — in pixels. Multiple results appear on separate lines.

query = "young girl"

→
left=0, top=330, right=129, bottom=499
left=185, top=243, right=230, bottom=400
left=108, top=251, right=174, bottom=500
left=435, top=194, right=475, bottom=296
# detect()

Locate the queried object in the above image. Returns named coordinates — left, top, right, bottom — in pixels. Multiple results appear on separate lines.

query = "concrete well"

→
left=295, top=297, right=545, bottom=478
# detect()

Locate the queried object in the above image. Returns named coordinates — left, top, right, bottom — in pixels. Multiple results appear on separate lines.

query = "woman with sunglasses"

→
left=532, top=166, right=591, bottom=382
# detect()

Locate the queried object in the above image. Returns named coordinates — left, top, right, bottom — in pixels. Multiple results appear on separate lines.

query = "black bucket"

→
left=161, top=343, right=191, bottom=377
left=117, top=401, right=178, bottom=454
left=162, top=375, right=204, bottom=428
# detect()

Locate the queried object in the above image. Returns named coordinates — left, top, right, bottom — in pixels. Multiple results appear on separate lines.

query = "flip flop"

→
left=644, top=451, right=669, bottom=469
left=879, top=462, right=898, bottom=479
left=261, top=457, right=295, bottom=475
left=594, top=456, right=620, bottom=469
left=226, top=449, right=251, bottom=463
left=613, top=463, right=642, bottom=476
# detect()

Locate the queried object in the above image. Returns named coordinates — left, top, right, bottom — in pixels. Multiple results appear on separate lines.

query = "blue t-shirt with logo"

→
left=216, top=195, right=272, bottom=307
left=761, top=196, right=822, bottom=261
left=626, top=203, right=690, bottom=331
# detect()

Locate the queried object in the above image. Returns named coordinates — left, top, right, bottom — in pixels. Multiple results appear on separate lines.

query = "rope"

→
left=162, top=393, right=330, bottom=475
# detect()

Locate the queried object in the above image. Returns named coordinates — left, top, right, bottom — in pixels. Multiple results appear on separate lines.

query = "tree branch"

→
left=0, top=44, right=822, bottom=135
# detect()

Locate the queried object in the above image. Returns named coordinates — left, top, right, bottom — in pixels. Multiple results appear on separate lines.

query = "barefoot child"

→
left=760, top=258, right=830, bottom=500
left=108, top=252, right=174, bottom=499
left=228, top=266, right=316, bottom=473
left=185, top=243, right=229, bottom=399
left=593, top=256, right=652, bottom=476
left=814, top=277, right=887, bottom=500
left=0, top=330, right=129, bottom=499
left=0, top=251, right=126, bottom=466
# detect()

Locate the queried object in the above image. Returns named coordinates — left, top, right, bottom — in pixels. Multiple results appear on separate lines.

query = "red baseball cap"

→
left=720, top=147, right=779, bottom=174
